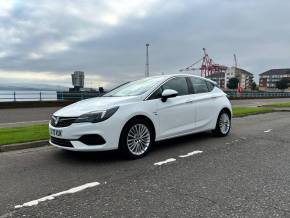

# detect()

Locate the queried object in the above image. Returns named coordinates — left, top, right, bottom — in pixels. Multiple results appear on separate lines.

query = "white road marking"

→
left=154, top=158, right=176, bottom=166
left=14, top=182, right=100, bottom=209
left=178, top=150, right=203, bottom=158
left=264, top=129, right=272, bottom=133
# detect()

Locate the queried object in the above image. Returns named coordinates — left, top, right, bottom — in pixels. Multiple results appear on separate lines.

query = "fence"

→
left=0, top=91, right=57, bottom=102
left=225, top=90, right=290, bottom=99
left=0, top=91, right=104, bottom=102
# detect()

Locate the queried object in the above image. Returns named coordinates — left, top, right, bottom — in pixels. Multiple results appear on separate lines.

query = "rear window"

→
left=190, top=77, right=209, bottom=94
left=206, top=81, right=215, bottom=91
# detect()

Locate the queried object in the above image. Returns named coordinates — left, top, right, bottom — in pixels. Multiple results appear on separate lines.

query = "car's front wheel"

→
left=212, top=110, right=231, bottom=137
left=119, top=118, right=154, bottom=159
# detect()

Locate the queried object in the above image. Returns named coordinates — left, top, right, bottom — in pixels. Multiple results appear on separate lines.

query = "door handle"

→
left=185, top=100, right=193, bottom=104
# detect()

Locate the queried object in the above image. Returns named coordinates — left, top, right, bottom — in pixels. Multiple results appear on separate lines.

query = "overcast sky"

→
left=0, top=0, right=289, bottom=88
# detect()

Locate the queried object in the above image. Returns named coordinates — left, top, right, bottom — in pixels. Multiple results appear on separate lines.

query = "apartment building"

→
left=259, top=69, right=290, bottom=91
left=207, top=67, right=253, bottom=90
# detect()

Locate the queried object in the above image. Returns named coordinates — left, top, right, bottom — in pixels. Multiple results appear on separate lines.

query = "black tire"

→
left=212, top=110, right=231, bottom=137
left=119, top=118, right=154, bottom=159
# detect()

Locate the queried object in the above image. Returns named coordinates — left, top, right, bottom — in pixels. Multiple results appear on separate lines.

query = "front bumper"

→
left=48, top=119, right=121, bottom=151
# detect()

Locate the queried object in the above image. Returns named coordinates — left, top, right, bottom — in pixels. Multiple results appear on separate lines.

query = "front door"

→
left=155, top=77, right=195, bottom=139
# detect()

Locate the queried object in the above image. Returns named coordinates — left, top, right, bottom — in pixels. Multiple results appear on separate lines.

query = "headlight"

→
left=74, top=106, right=119, bottom=123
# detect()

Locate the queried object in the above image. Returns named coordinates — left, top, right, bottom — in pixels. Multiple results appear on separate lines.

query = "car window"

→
left=206, top=81, right=215, bottom=91
left=147, top=77, right=190, bottom=100
left=190, top=77, right=209, bottom=94
left=103, top=76, right=164, bottom=97
left=161, top=77, right=189, bottom=96
left=147, top=87, right=162, bottom=100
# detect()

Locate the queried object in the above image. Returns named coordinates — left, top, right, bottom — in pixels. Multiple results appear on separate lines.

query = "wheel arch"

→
left=220, top=107, right=232, bottom=119
left=119, top=115, right=156, bottom=144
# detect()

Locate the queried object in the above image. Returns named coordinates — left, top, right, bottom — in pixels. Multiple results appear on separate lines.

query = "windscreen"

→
left=104, top=76, right=165, bottom=97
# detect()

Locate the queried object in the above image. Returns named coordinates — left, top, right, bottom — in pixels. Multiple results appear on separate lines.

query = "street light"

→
left=145, top=43, right=150, bottom=77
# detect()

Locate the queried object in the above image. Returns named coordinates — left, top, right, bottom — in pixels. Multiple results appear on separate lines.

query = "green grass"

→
left=233, top=106, right=273, bottom=117
left=263, top=101, right=290, bottom=108
left=0, top=124, right=49, bottom=145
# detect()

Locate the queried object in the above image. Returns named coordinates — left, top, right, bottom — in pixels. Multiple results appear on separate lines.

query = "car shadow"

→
left=152, top=131, right=212, bottom=152
left=54, top=149, right=125, bottom=164
left=52, top=131, right=213, bottom=163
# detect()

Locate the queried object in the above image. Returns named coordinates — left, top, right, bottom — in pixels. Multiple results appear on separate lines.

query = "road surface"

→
left=1, top=112, right=290, bottom=217
left=0, top=107, right=59, bottom=128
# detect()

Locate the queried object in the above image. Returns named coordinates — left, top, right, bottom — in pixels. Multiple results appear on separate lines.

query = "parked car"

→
left=49, top=74, right=232, bottom=159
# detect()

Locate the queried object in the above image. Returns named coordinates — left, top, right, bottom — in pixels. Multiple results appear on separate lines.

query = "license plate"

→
left=50, top=128, right=62, bottom=137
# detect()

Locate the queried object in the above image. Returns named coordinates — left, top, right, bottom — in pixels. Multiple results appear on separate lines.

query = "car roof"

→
left=151, top=73, right=217, bottom=84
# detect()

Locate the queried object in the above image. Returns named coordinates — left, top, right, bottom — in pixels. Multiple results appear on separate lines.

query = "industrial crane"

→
left=179, top=48, right=228, bottom=77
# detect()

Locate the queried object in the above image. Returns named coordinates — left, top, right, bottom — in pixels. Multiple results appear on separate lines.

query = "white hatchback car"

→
left=49, top=74, right=232, bottom=158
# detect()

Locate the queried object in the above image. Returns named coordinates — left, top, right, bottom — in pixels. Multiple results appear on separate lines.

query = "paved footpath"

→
left=0, top=112, right=290, bottom=217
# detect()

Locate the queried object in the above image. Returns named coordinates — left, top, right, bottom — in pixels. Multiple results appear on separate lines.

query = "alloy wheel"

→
left=127, top=124, right=151, bottom=156
left=219, top=113, right=230, bottom=134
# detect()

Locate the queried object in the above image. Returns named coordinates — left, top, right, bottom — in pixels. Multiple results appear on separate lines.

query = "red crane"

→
left=179, top=48, right=228, bottom=77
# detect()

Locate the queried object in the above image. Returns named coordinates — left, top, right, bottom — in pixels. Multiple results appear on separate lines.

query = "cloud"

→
left=0, top=0, right=14, bottom=17
left=0, top=70, right=109, bottom=88
left=0, top=0, right=290, bottom=87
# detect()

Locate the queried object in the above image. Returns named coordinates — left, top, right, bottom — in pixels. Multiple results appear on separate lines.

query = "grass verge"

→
left=263, top=101, right=290, bottom=108
left=0, top=124, right=49, bottom=145
left=233, top=106, right=273, bottom=117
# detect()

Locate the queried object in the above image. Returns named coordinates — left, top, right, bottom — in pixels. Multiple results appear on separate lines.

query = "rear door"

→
left=189, top=77, right=217, bottom=130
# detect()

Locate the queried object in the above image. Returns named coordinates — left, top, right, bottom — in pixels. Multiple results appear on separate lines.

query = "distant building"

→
left=259, top=69, right=290, bottom=91
left=206, top=72, right=225, bottom=88
left=70, top=71, right=84, bottom=92
left=70, top=71, right=85, bottom=92
left=225, top=67, right=254, bottom=90
left=206, top=67, right=254, bottom=90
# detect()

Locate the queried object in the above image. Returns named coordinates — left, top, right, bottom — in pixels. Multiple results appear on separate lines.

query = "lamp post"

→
left=145, top=43, right=150, bottom=77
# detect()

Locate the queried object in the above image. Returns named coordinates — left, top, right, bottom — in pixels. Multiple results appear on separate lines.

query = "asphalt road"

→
left=1, top=112, right=290, bottom=217
left=0, top=107, right=59, bottom=127
left=0, top=98, right=290, bottom=128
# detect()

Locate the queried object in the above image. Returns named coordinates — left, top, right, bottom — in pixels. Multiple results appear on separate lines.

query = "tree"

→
left=227, top=77, right=239, bottom=90
left=251, top=81, right=257, bottom=90
left=276, top=78, right=289, bottom=90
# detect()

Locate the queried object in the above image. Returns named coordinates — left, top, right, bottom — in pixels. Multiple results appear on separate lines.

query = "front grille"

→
left=50, top=116, right=77, bottom=127
left=50, top=137, right=73, bottom=147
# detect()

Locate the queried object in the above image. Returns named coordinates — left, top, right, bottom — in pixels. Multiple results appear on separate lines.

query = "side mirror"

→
left=161, top=89, right=178, bottom=102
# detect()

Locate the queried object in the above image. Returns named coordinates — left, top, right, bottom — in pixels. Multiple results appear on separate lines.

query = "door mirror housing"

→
left=161, top=89, right=178, bottom=102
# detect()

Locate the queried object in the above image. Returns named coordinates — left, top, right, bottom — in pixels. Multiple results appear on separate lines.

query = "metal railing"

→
left=0, top=91, right=57, bottom=102
left=225, top=90, right=290, bottom=98
left=0, top=91, right=104, bottom=102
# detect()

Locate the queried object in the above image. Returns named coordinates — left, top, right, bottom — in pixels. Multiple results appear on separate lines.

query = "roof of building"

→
left=206, top=67, right=253, bottom=78
left=236, top=67, right=254, bottom=76
left=206, top=72, right=225, bottom=78
left=260, top=68, right=290, bottom=76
